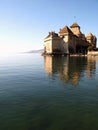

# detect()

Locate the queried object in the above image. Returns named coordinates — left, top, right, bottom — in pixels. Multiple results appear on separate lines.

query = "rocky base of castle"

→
left=42, top=52, right=88, bottom=57
left=42, top=53, right=68, bottom=56
left=87, top=51, right=98, bottom=56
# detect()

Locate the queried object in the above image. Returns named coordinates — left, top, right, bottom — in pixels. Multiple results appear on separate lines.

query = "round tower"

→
left=86, top=33, right=93, bottom=44
left=70, top=22, right=81, bottom=36
left=86, top=33, right=97, bottom=48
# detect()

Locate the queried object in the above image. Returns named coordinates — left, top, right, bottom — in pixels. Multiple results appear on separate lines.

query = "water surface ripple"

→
left=0, top=54, right=98, bottom=130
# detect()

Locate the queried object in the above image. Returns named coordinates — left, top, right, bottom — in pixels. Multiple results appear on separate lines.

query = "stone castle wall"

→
left=44, top=23, right=97, bottom=55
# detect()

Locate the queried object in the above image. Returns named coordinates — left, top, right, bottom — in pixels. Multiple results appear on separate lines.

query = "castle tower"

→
left=44, top=31, right=61, bottom=54
left=58, top=26, right=73, bottom=54
left=86, top=33, right=97, bottom=47
left=86, top=33, right=93, bottom=44
left=70, top=22, right=81, bottom=36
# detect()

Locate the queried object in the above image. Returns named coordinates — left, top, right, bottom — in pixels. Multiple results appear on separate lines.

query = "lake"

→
left=0, top=53, right=98, bottom=130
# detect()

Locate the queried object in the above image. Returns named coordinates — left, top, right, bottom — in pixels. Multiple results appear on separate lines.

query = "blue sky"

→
left=0, top=0, right=98, bottom=54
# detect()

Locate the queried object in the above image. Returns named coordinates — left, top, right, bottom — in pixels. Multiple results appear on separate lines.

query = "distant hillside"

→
left=27, top=49, right=44, bottom=53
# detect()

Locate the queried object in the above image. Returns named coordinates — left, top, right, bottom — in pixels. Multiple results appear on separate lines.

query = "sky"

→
left=0, top=0, right=98, bottom=54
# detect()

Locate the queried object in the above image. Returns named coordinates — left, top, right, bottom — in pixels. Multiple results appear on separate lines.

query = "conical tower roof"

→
left=70, top=22, right=80, bottom=28
left=86, top=33, right=93, bottom=38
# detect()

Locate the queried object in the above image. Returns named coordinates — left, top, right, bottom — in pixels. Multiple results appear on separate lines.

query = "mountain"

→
left=27, top=49, right=44, bottom=53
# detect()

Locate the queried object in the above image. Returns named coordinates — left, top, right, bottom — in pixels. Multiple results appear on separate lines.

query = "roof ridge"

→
left=59, top=26, right=73, bottom=34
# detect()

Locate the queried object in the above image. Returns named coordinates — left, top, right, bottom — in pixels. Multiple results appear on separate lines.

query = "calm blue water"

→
left=0, top=53, right=98, bottom=130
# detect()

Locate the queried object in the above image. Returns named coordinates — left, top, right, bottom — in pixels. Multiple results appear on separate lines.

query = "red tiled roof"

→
left=59, top=26, right=73, bottom=34
left=86, top=33, right=93, bottom=38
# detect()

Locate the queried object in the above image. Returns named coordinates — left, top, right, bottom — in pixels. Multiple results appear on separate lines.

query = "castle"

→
left=44, top=23, right=97, bottom=55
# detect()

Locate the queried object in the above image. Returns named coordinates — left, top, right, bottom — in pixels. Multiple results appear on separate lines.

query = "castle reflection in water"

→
left=44, top=55, right=97, bottom=86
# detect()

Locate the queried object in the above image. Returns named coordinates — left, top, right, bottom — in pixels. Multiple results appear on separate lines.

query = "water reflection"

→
left=86, top=56, right=96, bottom=78
left=44, top=55, right=97, bottom=86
